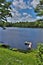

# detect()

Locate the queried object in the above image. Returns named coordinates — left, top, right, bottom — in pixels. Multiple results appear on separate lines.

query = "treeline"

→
left=0, top=20, right=43, bottom=28
left=13, top=21, right=43, bottom=28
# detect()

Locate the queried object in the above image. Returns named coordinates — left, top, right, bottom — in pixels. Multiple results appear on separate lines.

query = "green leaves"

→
left=0, top=0, right=12, bottom=22
left=37, top=10, right=43, bottom=16
left=35, top=0, right=43, bottom=16
left=40, top=0, right=43, bottom=5
left=36, top=44, right=43, bottom=65
left=0, top=0, right=6, bottom=3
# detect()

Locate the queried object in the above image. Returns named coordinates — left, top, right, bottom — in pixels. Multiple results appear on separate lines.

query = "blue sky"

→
left=7, top=0, right=40, bottom=22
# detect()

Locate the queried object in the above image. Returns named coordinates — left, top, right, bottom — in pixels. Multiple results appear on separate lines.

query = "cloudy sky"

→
left=7, top=0, right=40, bottom=22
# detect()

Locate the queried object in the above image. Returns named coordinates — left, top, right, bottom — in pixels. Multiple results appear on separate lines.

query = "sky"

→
left=7, top=0, right=40, bottom=22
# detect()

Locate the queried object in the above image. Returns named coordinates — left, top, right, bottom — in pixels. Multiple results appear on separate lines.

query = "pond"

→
left=0, top=27, right=43, bottom=50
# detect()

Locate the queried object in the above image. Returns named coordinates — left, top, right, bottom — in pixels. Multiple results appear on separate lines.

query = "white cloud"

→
left=11, top=7, right=21, bottom=17
left=12, top=0, right=32, bottom=9
left=23, top=13, right=28, bottom=16
left=7, top=13, right=35, bottom=22
left=20, top=17, right=35, bottom=22
left=36, top=16, right=43, bottom=20
left=31, top=0, right=40, bottom=8
left=12, top=0, right=40, bottom=9
left=7, top=0, right=39, bottom=22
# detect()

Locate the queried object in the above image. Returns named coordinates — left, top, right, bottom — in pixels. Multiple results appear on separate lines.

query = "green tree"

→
left=0, top=0, right=12, bottom=22
left=36, top=44, right=43, bottom=65
left=35, top=0, right=43, bottom=16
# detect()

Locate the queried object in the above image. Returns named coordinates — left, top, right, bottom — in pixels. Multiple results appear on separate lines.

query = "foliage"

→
left=0, top=0, right=12, bottom=22
left=35, top=0, right=43, bottom=16
left=0, top=21, right=43, bottom=28
left=36, top=44, right=43, bottom=65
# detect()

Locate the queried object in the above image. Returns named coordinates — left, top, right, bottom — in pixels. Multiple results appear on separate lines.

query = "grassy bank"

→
left=0, top=43, right=43, bottom=65
left=0, top=47, right=37, bottom=65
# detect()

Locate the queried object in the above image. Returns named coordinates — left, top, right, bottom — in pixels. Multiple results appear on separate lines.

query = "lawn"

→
left=0, top=48, right=37, bottom=65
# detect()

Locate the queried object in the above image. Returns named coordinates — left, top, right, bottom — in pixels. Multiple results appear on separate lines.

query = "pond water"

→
left=0, top=27, right=43, bottom=50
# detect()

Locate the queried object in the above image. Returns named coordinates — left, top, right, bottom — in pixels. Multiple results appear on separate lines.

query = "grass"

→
left=0, top=47, right=38, bottom=65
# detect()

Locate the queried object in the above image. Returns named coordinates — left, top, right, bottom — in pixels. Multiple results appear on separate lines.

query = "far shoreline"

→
left=0, top=27, right=43, bottom=29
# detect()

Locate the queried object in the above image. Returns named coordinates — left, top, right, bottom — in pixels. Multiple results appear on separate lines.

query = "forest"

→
left=0, top=20, right=43, bottom=28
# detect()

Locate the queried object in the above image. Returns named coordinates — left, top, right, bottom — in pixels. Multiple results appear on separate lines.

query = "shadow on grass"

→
left=0, top=44, right=10, bottom=48
left=11, top=48, right=33, bottom=54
